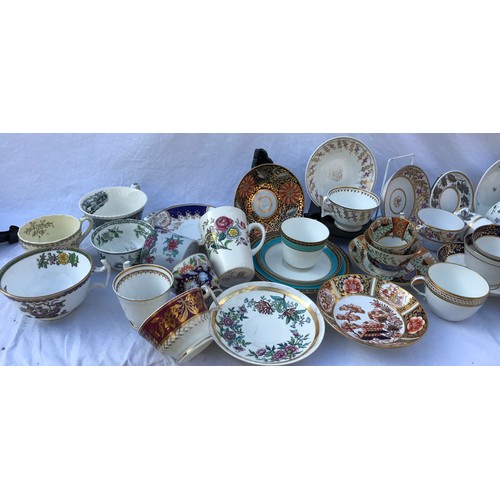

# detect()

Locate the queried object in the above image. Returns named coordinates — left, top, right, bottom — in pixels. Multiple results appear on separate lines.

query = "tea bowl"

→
left=365, top=216, right=418, bottom=255
left=280, top=217, right=329, bottom=269
left=79, top=184, right=147, bottom=227
left=416, top=208, right=465, bottom=247
left=321, top=187, right=380, bottom=232
left=0, top=248, right=110, bottom=320
left=410, top=262, right=489, bottom=321
left=138, top=286, right=216, bottom=364
left=365, top=233, right=421, bottom=272
left=464, top=234, right=500, bottom=289
left=18, top=214, right=93, bottom=252
left=91, top=219, right=154, bottom=271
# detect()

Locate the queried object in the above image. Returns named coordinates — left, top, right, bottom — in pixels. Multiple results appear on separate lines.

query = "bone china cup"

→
left=464, top=234, right=500, bottom=289
left=280, top=217, right=329, bottom=269
left=416, top=208, right=465, bottom=246
left=79, top=184, right=147, bottom=227
left=172, top=253, right=222, bottom=296
left=138, top=286, right=217, bottom=364
left=410, top=263, right=489, bottom=322
left=321, top=187, right=380, bottom=232
left=91, top=219, right=154, bottom=271
left=0, top=248, right=110, bottom=320
left=471, top=224, right=500, bottom=262
left=198, top=206, right=266, bottom=288
left=112, top=264, right=175, bottom=329
left=18, top=214, right=94, bottom=252
left=365, top=216, right=418, bottom=255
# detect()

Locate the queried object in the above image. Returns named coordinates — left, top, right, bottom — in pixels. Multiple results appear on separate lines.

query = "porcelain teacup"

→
left=18, top=214, right=94, bottom=252
left=172, top=253, right=222, bottom=297
left=416, top=208, right=465, bottom=244
left=321, top=187, right=380, bottom=232
left=365, top=216, right=418, bottom=255
left=464, top=234, right=500, bottom=289
left=410, top=262, right=489, bottom=322
left=454, top=207, right=494, bottom=237
left=198, top=206, right=266, bottom=288
left=471, top=224, right=500, bottom=262
left=280, top=217, right=329, bottom=269
left=140, top=228, right=199, bottom=270
left=112, top=263, right=175, bottom=329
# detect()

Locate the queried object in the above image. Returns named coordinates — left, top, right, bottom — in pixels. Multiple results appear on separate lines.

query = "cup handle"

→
left=410, top=275, right=426, bottom=299
left=201, top=284, right=220, bottom=307
left=123, top=260, right=132, bottom=269
left=130, top=183, right=141, bottom=190
left=320, top=195, right=333, bottom=218
left=78, top=215, right=94, bottom=243
left=89, top=259, right=111, bottom=290
left=248, top=222, right=266, bottom=256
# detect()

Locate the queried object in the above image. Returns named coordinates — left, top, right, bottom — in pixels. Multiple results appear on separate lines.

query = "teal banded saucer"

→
left=253, top=234, right=351, bottom=294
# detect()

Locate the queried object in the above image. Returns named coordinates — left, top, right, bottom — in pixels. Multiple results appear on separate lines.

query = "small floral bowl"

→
left=0, top=248, right=110, bottom=320
left=416, top=208, right=465, bottom=246
left=91, top=219, right=154, bottom=271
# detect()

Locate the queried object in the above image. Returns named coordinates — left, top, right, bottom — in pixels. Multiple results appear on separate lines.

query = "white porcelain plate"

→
left=381, top=165, right=431, bottom=224
left=210, top=282, right=325, bottom=365
left=305, top=136, right=377, bottom=207
left=476, top=159, right=500, bottom=216
left=430, top=170, right=474, bottom=212
left=317, top=274, right=428, bottom=348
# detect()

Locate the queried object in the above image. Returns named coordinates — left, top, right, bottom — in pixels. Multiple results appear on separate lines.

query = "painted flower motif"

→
left=342, top=277, right=364, bottom=294
left=237, top=175, right=256, bottom=198
left=215, top=216, right=234, bottom=232
left=223, top=332, right=236, bottom=341
left=272, top=350, right=287, bottom=361
left=227, top=227, right=240, bottom=238
left=279, top=181, right=302, bottom=205
left=256, top=348, right=267, bottom=356
left=255, top=300, right=274, bottom=314
left=178, top=263, right=195, bottom=275
left=407, top=316, right=425, bottom=334
left=57, top=252, right=69, bottom=265
left=238, top=220, right=246, bottom=230
left=222, top=317, right=234, bottom=327
left=167, top=239, right=180, bottom=251
left=205, top=231, right=217, bottom=247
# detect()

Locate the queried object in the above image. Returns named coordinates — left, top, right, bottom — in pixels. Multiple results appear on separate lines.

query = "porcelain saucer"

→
left=430, top=170, right=474, bottom=212
left=253, top=233, right=351, bottom=294
left=348, top=235, right=436, bottom=284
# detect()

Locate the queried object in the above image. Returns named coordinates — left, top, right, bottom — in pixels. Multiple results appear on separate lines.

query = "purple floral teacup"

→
left=172, top=253, right=222, bottom=298
left=140, top=228, right=199, bottom=271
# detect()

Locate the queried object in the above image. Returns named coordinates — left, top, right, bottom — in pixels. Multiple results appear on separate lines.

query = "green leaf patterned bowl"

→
left=0, top=248, right=110, bottom=320
left=91, top=219, right=154, bottom=271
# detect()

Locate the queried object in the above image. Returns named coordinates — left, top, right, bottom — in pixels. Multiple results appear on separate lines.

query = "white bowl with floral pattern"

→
left=0, top=248, right=110, bottom=320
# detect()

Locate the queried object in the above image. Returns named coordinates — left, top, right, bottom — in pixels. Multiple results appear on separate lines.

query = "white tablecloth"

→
left=1, top=133, right=499, bottom=365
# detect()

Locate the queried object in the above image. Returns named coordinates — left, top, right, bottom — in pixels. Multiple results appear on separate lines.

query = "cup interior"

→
left=80, top=187, right=147, bottom=217
left=328, top=189, right=379, bottom=210
left=19, top=215, right=80, bottom=243
left=281, top=217, right=329, bottom=245
left=114, top=266, right=173, bottom=300
left=92, top=220, right=152, bottom=253
left=428, top=263, right=489, bottom=299
left=474, top=235, right=500, bottom=259
left=418, top=208, right=464, bottom=231
left=1, top=249, right=92, bottom=298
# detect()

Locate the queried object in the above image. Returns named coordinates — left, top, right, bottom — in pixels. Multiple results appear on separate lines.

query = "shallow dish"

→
left=91, top=219, right=154, bottom=270
left=234, top=163, right=305, bottom=240
left=317, top=274, right=428, bottom=348
left=305, top=136, right=377, bottom=207
left=209, top=282, right=325, bottom=365
left=79, top=185, right=147, bottom=227
left=144, top=204, right=213, bottom=244
left=0, top=248, right=110, bottom=320
left=430, top=170, right=474, bottom=212
left=348, top=235, right=436, bottom=284
left=381, top=165, right=431, bottom=224
left=253, top=233, right=350, bottom=294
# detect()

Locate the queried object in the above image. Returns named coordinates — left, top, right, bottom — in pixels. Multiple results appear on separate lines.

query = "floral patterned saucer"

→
left=381, top=165, right=431, bottom=224
left=317, top=274, right=428, bottom=348
left=305, top=136, right=377, bottom=207
left=430, top=170, right=474, bottom=212
left=209, top=282, right=325, bottom=365
left=234, top=164, right=305, bottom=238
left=348, top=235, right=436, bottom=284
left=144, top=204, right=213, bottom=243
left=253, top=233, right=351, bottom=294
left=475, top=159, right=500, bottom=215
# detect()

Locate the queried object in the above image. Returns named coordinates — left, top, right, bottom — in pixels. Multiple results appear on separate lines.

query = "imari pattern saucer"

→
left=317, top=274, right=428, bottom=348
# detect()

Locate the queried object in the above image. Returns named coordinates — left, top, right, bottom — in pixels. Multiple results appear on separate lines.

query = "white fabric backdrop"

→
left=0, top=133, right=499, bottom=365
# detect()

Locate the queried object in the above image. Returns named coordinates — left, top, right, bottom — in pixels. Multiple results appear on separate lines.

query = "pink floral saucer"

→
left=317, top=274, right=428, bottom=348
